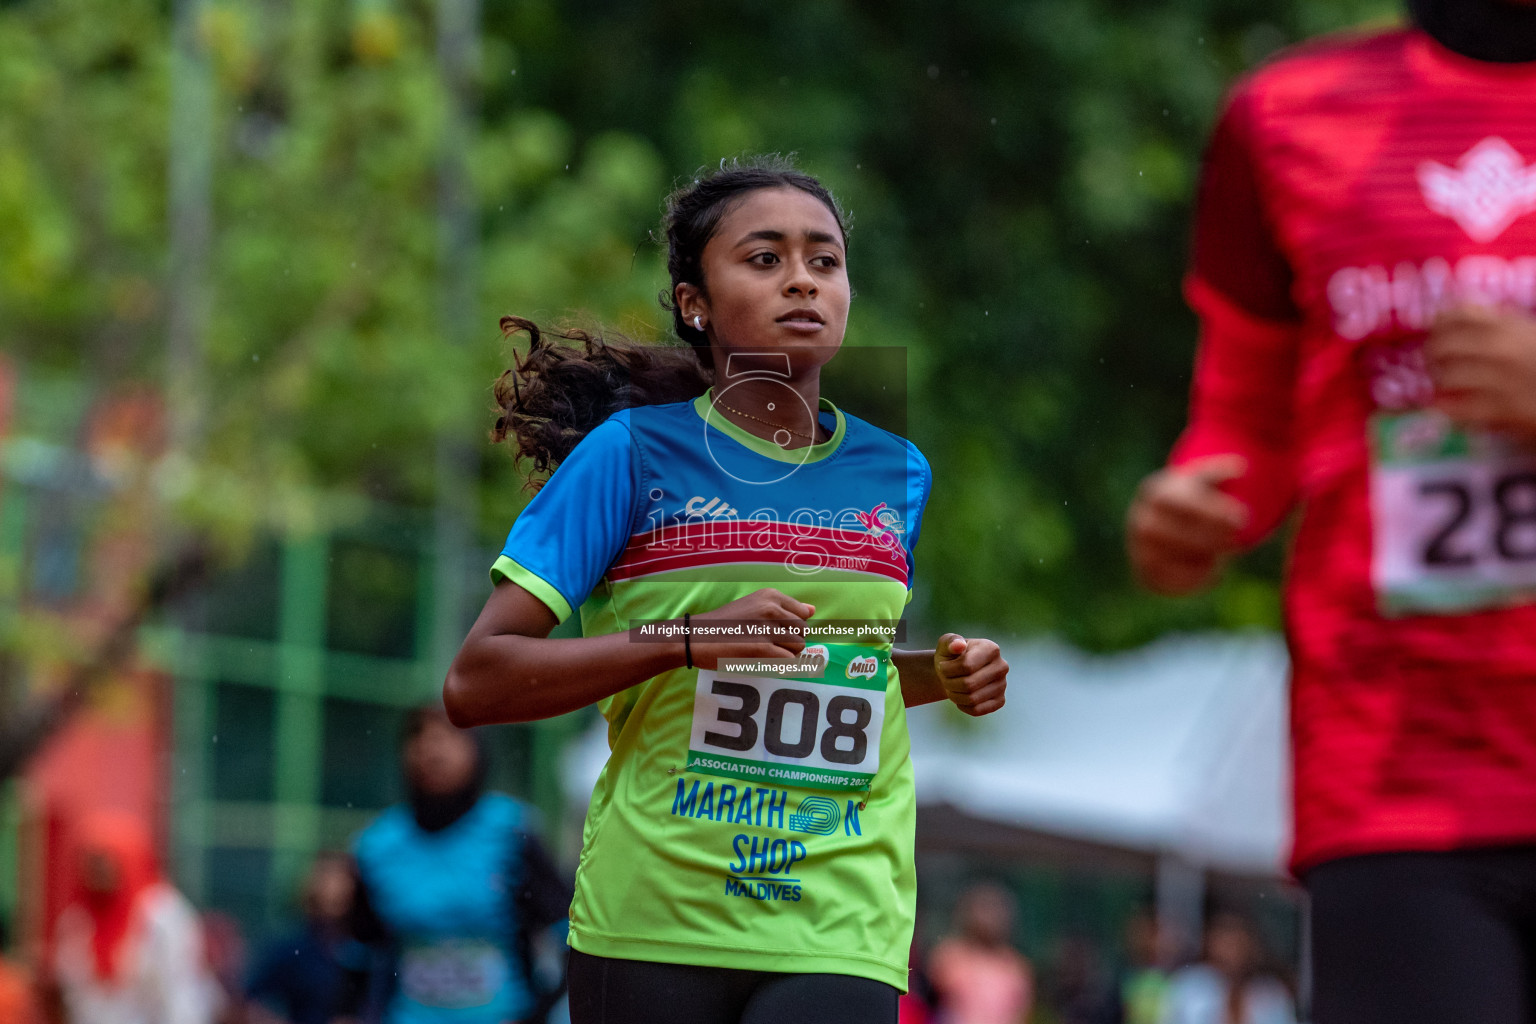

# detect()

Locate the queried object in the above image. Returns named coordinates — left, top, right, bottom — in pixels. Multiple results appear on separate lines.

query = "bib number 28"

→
left=1372, top=410, right=1536, bottom=615
left=1416, top=472, right=1536, bottom=567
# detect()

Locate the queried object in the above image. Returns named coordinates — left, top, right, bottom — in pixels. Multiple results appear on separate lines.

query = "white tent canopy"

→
left=908, top=632, right=1291, bottom=877
left=562, top=632, right=1292, bottom=877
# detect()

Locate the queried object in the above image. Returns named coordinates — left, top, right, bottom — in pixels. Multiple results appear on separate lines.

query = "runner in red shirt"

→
left=1126, top=1, right=1536, bottom=1020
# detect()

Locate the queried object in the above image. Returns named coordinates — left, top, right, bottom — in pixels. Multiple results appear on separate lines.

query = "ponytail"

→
left=492, top=317, right=709, bottom=487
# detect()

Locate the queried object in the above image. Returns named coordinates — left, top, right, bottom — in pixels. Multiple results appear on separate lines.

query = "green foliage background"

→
left=0, top=0, right=1397, bottom=649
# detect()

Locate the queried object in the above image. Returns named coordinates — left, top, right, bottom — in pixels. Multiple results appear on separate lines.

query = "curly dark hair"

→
left=491, top=316, right=710, bottom=484
left=493, top=155, right=848, bottom=485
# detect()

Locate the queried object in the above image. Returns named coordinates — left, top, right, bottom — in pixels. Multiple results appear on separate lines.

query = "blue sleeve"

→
left=491, top=417, right=640, bottom=623
left=903, top=441, right=932, bottom=599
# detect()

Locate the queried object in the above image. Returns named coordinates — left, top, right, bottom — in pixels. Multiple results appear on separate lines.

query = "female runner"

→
left=445, top=157, right=1008, bottom=1024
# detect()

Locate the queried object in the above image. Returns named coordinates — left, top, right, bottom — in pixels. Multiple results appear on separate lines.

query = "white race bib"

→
left=1371, top=410, right=1536, bottom=615
left=686, top=644, right=887, bottom=791
left=399, top=939, right=508, bottom=1009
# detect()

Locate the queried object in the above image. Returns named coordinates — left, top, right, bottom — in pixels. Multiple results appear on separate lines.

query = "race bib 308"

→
left=686, top=644, right=888, bottom=791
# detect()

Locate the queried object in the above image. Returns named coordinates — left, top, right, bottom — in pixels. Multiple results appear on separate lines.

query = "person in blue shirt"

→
left=350, top=707, right=571, bottom=1024
left=246, top=851, right=371, bottom=1024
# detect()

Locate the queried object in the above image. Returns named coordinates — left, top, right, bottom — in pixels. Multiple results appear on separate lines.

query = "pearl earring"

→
left=693, top=315, right=703, bottom=330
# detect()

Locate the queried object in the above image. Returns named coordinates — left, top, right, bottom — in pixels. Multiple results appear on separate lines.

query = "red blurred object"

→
left=26, top=671, right=167, bottom=961
left=0, top=953, right=41, bottom=1024
left=71, top=811, right=162, bottom=981
left=898, top=992, right=932, bottom=1024
left=0, top=368, right=172, bottom=970
left=1173, top=28, right=1536, bottom=872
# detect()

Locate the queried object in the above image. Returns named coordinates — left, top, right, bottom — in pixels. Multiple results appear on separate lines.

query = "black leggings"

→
left=1306, top=847, right=1536, bottom=1024
left=567, top=949, right=900, bottom=1024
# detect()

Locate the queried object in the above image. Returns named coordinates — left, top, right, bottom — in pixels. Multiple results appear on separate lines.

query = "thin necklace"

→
left=709, top=389, right=823, bottom=443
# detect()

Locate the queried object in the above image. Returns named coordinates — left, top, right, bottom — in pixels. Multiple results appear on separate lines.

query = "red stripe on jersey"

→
left=607, top=522, right=909, bottom=584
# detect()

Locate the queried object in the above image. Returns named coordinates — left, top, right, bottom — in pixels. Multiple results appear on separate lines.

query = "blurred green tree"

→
left=0, top=0, right=1398, bottom=655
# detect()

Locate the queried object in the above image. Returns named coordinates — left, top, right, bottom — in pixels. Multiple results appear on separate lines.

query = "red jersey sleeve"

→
left=1171, top=84, right=1302, bottom=547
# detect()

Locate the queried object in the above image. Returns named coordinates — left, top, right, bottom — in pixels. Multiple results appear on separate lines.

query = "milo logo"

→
left=802, top=645, right=830, bottom=666
left=845, top=655, right=879, bottom=680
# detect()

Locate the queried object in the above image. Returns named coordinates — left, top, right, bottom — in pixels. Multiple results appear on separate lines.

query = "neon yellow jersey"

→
left=492, top=396, right=930, bottom=989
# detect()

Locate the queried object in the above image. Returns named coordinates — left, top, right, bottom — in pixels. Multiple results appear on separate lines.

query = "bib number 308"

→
left=1371, top=411, right=1536, bottom=615
left=703, top=681, right=872, bottom=764
left=686, top=649, right=887, bottom=791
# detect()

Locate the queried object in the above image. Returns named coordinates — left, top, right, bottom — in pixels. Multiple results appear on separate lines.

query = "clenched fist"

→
left=933, top=634, right=1008, bottom=717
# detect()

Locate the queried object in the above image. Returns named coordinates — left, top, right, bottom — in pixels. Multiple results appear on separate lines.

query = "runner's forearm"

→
left=1172, top=282, right=1302, bottom=546
left=894, top=648, right=945, bottom=707
left=447, top=630, right=684, bottom=726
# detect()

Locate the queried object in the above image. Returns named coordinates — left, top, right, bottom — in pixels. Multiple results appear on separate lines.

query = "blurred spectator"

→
left=350, top=707, right=571, bottom=1024
left=0, top=913, right=41, bottom=1024
left=1161, top=913, right=1294, bottom=1024
left=51, top=810, right=220, bottom=1024
left=1046, top=936, right=1119, bottom=1024
left=1118, top=910, right=1172, bottom=1024
left=929, top=883, right=1033, bottom=1024
left=246, top=852, right=371, bottom=1024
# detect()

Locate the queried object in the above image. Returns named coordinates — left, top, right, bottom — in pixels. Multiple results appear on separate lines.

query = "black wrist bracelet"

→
left=684, top=612, right=693, bottom=669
